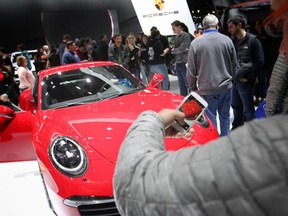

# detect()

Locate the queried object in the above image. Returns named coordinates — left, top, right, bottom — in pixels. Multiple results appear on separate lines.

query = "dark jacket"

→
left=233, top=33, right=265, bottom=81
left=159, top=35, right=169, bottom=49
left=83, top=50, right=99, bottom=61
left=139, top=44, right=149, bottom=63
left=147, top=38, right=165, bottom=65
left=48, top=52, right=61, bottom=67
left=97, top=41, right=109, bottom=61
left=108, top=44, right=129, bottom=68
left=114, top=111, right=288, bottom=216
left=58, top=41, right=67, bottom=63
left=127, top=46, right=140, bottom=71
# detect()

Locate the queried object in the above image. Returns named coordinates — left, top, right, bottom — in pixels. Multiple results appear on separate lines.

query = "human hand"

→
left=160, top=48, right=170, bottom=57
left=165, top=125, right=195, bottom=138
left=164, top=48, right=170, bottom=53
left=239, top=78, right=248, bottom=82
left=158, top=109, right=195, bottom=138
left=0, top=94, right=10, bottom=102
left=128, top=44, right=134, bottom=51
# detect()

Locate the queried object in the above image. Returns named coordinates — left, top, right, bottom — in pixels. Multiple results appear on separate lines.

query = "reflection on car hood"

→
left=45, top=89, right=187, bottom=163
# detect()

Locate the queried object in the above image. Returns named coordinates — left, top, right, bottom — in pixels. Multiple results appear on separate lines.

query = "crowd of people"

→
left=0, top=7, right=286, bottom=133
left=0, top=0, right=287, bottom=215
left=0, top=22, right=192, bottom=107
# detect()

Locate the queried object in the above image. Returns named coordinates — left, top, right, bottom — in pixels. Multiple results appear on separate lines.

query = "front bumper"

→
left=64, top=196, right=120, bottom=216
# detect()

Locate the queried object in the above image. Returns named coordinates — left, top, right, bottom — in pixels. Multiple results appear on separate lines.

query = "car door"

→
left=0, top=104, right=36, bottom=162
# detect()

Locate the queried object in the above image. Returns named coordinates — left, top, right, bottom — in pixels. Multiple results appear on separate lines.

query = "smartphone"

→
left=172, top=91, right=208, bottom=134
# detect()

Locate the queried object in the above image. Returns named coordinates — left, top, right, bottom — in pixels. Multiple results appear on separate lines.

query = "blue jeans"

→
left=149, top=64, right=170, bottom=90
left=176, top=62, right=191, bottom=96
left=232, top=80, right=255, bottom=129
left=139, top=62, right=150, bottom=85
left=202, top=88, right=232, bottom=136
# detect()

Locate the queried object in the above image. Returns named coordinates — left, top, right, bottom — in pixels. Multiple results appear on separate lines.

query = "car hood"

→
left=44, top=89, right=187, bottom=163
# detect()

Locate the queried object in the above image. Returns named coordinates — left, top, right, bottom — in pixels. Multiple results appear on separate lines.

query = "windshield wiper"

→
left=66, top=102, right=86, bottom=107
left=48, top=102, right=85, bottom=109
left=115, top=89, right=139, bottom=97
left=99, top=89, right=138, bottom=100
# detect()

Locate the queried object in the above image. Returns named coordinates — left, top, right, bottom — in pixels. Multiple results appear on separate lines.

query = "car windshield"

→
left=11, top=51, right=35, bottom=64
left=41, top=65, right=145, bottom=110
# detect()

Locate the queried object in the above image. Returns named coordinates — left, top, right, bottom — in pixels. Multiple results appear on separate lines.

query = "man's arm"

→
left=186, top=43, right=198, bottom=91
left=113, top=111, right=288, bottom=215
left=236, top=37, right=265, bottom=81
left=61, top=52, right=68, bottom=65
left=122, top=46, right=130, bottom=69
left=108, top=45, right=117, bottom=62
left=172, top=33, right=191, bottom=55
left=113, top=109, right=288, bottom=216
left=246, top=37, right=265, bottom=80
left=251, top=38, right=265, bottom=73
left=229, top=42, right=239, bottom=81
left=161, top=35, right=169, bottom=49
left=265, top=54, right=288, bottom=116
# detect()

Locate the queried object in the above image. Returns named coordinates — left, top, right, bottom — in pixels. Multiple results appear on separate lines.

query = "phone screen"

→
left=173, top=92, right=207, bottom=134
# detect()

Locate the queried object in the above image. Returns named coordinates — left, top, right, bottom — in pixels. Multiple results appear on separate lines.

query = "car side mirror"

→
left=0, top=105, right=15, bottom=131
left=147, top=73, right=164, bottom=89
left=18, top=89, right=36, bottom=113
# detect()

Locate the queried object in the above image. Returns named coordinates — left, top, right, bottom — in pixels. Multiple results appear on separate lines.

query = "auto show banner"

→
left=131, top=0, right=196, bottom=35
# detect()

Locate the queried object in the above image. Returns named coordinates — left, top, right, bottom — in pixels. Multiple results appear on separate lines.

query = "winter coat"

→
left=173, top=31, right=191, bottom=64
left=108, top=44, right=129, bottom=69
left=265, top=54, right=288, bottom=116
left=114, top=111, right=288, bottom=216
left=186, top=30, right=237, bottom=95
left=232, top=33, right=265, bottom=81
left=147, top=38, right=165, bottom=65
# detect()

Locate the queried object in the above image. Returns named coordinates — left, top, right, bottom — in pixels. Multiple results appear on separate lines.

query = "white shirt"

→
left=17, top=66, right=35, bottom=90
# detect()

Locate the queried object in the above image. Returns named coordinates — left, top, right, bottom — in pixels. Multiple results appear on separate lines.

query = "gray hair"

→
left=87, top=44, right=94, bottom=51
left=202, top=14, right=219, bottom=30
left=43, top=45, right=49, bottom=50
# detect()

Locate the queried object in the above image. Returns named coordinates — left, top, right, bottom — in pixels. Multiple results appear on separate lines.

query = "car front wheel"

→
left=167, top=55, right=176, bottom=76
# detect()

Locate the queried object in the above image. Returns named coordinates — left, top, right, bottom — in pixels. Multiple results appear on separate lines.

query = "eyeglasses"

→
left=263, top=2, right=288, bottom=37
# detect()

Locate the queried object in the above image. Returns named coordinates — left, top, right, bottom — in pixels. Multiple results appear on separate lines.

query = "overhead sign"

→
left=131, top=0, right=196, bottom=35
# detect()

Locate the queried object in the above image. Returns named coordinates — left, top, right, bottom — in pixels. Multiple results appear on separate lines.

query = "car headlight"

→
left=196, top=114, right=209, bottom=128
left=49, top=136, right=88, bottom=177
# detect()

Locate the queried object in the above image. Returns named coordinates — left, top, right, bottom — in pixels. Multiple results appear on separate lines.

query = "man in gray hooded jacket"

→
left=113, top=0, right=288, bottom=215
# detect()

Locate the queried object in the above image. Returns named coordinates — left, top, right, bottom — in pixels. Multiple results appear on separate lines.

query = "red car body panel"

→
left=1, top=61, right=218, bottom=216
left=0, top=106, right=36, bottom=162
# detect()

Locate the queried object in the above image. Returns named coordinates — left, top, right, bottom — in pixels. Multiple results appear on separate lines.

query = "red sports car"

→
left=0, top=61, right=218, bottom=216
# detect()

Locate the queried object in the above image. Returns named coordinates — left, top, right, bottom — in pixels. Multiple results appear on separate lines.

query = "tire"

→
left=167, top=55, right=176, bottom=76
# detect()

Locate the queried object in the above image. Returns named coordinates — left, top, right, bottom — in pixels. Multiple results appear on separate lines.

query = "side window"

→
left=32, top=75, right=39, bottom=109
